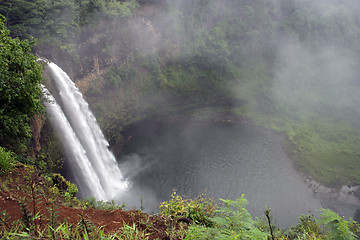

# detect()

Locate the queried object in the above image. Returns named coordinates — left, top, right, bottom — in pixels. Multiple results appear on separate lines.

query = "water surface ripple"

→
left=119, top=121, right=358, bottom=226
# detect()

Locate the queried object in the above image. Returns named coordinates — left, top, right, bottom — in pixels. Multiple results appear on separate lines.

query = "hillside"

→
left=1, top=163, right=360, bottom=239
left=0, top=164, right=188, bottom=239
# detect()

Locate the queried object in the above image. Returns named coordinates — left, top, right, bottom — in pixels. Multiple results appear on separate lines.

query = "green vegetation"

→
left=165, top=192, right=360, bottom=240
left=0, top=162, right=122, bottom=239
left=0, top=146, right=16, bottom=175
left=185, top=196, right=269, bottom=240
left=160, top=191, right=217, bottom=227
left=0, top=211, right=121, bottom=239
left=230, top=99, right=360, bottom=187
left=3, top=149, right=359, bottom=240
left=0, top=14, right=43, bottom=153
left=1, top=177, right=360, bottom=239
left=0, top=0, right=138, bottom=39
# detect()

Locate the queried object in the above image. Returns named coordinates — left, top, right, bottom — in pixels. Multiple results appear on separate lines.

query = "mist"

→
left=100, top=0, right=360, bottom=221
left=272, top=41, right=359, bottom=119
left=113, top=0, right=360, bottom=115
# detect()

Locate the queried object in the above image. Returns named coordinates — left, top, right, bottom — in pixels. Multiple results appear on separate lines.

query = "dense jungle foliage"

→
left=0, top=15, right=42, bottom=153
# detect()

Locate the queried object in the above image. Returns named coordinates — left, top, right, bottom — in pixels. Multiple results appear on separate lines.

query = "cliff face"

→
left=29, top=114, right=43, bottom=157
left=75, top=56, right=106, bottom=93
left=73, top=4, right=161, bottom=95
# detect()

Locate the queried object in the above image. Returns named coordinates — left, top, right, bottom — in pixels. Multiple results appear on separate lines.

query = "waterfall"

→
left=42, top=62, right=128, bottom=201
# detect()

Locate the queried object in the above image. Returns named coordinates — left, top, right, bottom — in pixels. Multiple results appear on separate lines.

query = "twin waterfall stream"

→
left=42, top=62, right=128, bottom=201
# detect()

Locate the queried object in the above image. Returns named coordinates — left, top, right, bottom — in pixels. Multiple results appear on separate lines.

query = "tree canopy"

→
left=0, top=14, right=43, bottom=152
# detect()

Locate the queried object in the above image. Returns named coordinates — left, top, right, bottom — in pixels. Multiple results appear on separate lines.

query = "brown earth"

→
left=0, top=164, right=188, bottom=239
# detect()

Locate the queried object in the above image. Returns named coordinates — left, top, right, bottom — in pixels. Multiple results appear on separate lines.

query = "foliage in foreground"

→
left=160, top=191, right=217, bottom=227
left=185, top=196, right=269, bottom=240
left=0, top=146, right=16, bottom=175
left=1, top=177, right=360, bottom=239
left=160, top=192, right=360, bottom=240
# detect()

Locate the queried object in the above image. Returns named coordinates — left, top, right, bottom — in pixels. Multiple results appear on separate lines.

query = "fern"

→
left=317, top=208, right=357, bottom=240
left=185, top=195, right=268, bottom=240
left=18, top=197, right=33, bottom=232
left=212, top=197, right=255, bottom=231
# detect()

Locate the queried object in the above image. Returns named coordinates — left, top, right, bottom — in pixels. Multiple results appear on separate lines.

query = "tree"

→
left=0, top=0, right=47, bottom=39
left=0, top=14, right=43, bottom=152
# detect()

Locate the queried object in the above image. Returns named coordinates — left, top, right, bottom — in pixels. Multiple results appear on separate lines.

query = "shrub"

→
left=185, top=195, right=269, bottom=240
left=288, top=214, right=324, bottom=238
left=0, top=146, right=16, bottom=175
left=159, top=191, right=217, bottom=227
left=318, top=209, right=357, bottom=240
left=45, top=173, right=78, bottom=198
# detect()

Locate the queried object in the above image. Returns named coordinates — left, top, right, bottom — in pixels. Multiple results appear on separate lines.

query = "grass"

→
left=225, top=61, right=360, bottom=188
left=231, top=98, right=360, bottom=188
left=0, top=146, right=16, bottom=175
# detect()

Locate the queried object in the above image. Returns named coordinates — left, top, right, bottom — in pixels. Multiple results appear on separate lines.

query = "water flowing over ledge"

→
left=42, top=62, right=129, bottom=201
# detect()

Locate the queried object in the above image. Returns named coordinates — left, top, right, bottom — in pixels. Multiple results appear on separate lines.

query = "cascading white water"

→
left=42, top=86, right=107, bottom=199
left=42, top=62, right=128, bottom=201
